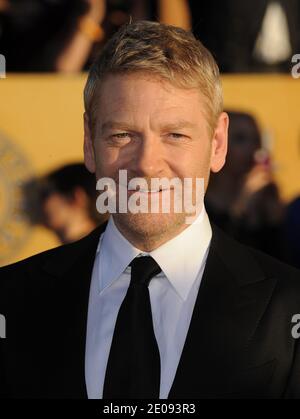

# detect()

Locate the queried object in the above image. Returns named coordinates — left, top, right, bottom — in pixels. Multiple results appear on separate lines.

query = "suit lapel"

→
left=168, top=225, right=278, bottom=398
left=40, top=223, right=107, bottom=398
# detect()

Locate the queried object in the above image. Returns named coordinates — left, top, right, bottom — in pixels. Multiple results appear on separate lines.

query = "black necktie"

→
left=103, top=256, right=162, bottom=399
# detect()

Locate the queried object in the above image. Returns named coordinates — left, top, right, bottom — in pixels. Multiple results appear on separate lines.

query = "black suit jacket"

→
left=1, top=223, right=300, bottom=399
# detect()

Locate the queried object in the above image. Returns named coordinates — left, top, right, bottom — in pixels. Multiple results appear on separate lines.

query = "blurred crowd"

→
left=0, top=0, right=299, bottom=73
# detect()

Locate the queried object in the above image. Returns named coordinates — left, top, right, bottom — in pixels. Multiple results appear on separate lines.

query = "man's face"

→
left=84, top=73, right=228, bottom=247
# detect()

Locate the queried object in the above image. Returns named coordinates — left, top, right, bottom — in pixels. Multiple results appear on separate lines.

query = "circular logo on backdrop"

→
left=0, top=131, right=33, bottom=266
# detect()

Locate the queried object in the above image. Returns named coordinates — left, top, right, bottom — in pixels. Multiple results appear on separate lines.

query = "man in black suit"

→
left=1, top=20, right=300, bottom=399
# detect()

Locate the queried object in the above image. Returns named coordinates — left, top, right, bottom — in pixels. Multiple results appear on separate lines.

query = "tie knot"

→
left=129, top=256, right=162, bottom=286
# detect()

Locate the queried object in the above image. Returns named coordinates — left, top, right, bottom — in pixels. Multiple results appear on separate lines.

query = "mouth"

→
left=127, top=187, right=171, bottom=195
left=116, top=183, right=175, bottom=196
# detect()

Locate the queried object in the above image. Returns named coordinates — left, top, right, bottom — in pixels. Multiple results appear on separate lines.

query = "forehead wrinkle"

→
left=95, top=77, right=205, bottom=136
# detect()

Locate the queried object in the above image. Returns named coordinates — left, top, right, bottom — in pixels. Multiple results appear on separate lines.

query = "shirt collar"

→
left=98, top=206, right=212, bottom=300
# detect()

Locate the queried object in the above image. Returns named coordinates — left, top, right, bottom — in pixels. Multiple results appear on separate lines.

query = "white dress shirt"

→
left=85, top=207, right=212, bottom=399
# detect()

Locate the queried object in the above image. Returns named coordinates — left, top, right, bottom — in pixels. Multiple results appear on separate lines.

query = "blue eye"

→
left=170, top=133, right=184, bottom=139
left=113, top=133, right=130, bottom=139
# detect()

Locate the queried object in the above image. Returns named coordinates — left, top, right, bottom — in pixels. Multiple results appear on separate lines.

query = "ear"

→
left=83, top=112, right=96, bottom=174
left=210, top=112, right=229, bottom=173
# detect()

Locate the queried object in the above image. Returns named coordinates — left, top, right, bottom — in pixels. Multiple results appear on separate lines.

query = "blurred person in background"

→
left=56, top=0, right=106, bottom=72
left=0, top=0, right=191, bottom=73
left=118, top=0, right=299, bottom=73
left=0, top=0, right=106, bottom=72
left=63, top=0, right=191, bottom=69
left=57, top=0, right=191, bottom=71
left=285, top=197, right=300, bottom=269
left=187, top=0, right=300, bottom=72
left=36, top=163, right=108, bottom=244
left=205, top=111, right=286, bottom=260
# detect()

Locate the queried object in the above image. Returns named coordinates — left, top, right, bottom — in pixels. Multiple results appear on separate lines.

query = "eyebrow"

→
left=159, top=121, right=196, bottom=131
left=101, top=121, right=134, bottom=132
left=100, top=120, right=196, bottom=133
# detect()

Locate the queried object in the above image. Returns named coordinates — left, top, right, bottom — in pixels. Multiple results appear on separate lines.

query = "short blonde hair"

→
left=84, top=20, right=223, bottom=137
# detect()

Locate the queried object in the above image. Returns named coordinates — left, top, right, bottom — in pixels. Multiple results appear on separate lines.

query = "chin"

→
left=114, top=212, right=187, bottom=242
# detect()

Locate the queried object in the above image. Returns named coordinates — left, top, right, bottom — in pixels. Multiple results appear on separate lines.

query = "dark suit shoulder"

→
left=212, top=223, right=300, bottom=291
left=0, top=225, right=103, bottom=305
left=0, top=239, right=78, bottom=281
left=248, top=245, right=300, bottom=280
left=0, top=223, right=105, bottom=276
left=246, top=245, right=300, bottom=310
left=0, top=241, right=75, bottom=313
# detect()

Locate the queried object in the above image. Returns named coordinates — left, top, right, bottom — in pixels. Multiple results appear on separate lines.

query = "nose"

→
left=130, top=135, right=165, bottom=178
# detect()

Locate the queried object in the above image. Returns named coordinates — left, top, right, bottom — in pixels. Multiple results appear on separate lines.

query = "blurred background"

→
left=0, top=0, right=300, bottom=268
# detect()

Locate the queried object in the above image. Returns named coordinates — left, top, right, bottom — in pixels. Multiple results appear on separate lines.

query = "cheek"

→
left=94, top=143, right=119, bottom=175
left=172, top=143, right=211, bottom=179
